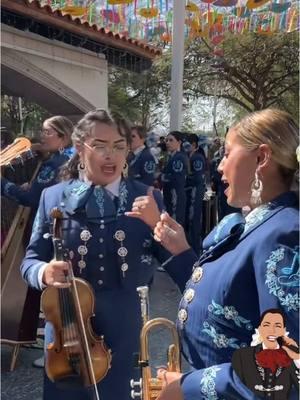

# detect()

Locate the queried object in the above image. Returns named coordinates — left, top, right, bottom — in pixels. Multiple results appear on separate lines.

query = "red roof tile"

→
left=2, top=0, right=162, bottom=59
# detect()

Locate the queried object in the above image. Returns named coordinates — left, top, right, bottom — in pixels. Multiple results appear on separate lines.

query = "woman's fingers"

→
left=160, top=212, right=182, bottom=231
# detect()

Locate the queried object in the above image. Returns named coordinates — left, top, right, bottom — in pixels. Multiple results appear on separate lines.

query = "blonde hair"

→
left=232, top=109, right=299, bottom=187
left=45, top=115, right=73, bottom=145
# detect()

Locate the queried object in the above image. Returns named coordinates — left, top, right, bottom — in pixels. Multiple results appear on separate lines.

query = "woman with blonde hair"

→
left=129, top=108, right=299, bottom=399
left=1, top=115, right=74, bottom=209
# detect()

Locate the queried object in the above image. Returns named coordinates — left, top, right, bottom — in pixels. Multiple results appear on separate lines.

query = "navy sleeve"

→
left=1, top=158, right=66, bottom=209
left=20, top=189, right=53, bottom=290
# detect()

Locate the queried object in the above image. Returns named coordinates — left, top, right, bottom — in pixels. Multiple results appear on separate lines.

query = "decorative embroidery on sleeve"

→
left=172, top=160, right=183, bottom=172
left=30, top=209, right=44, bottom=240
left=37, top=166, right=56, bottom=184
left=202, top=322, right=243, bottom=349
left=193, top=159, right=203, bottom=172
left=200, top=366, right=221, bottom=400
left=208, top=301, right=253, bottom=331
left=265, top=246, right=299, bottom=311
left=144, top=161, right=155, bottom=174
left=3, top=181, right=15, bottom=197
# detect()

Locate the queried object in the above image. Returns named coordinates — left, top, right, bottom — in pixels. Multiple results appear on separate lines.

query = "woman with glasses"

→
left=127, top=125, right=156, bottom=186
left=20, top=109, right=169, bottom=400
left=1, top=116, right=74, bottom=210
left=161, top=131, right=189, bottom=227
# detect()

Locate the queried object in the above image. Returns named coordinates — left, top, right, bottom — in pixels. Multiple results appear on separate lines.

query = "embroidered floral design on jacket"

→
left=118, top=181, right=128, bottom=216
left=202, top=322, right=241, bottom=349
left=3, top=181, right=15, bottom=197
left=244, top=204, right=271, bottom=232
left=94, top=186, right=105, bottom=218
left=208, top=301, right=253, bottom=331
left=200, top=366, right=221, bottom=400
left=265, top=246, right=299, bottom=311
left=37, top=166, right=56, bottom=184
left=141, top=255, right=153, bottom=265
left=31, top=209, right=44, bottom=238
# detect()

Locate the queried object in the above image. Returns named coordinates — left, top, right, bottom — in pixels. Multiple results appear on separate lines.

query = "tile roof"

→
left=2, top=0, right=162, bottom=60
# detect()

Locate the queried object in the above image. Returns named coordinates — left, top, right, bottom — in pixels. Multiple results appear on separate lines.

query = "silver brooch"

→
left=118, top=247, right=128, bottom=257
left=114, top=230, right=126, bottom=241
left=121, top=263, right=128, bottom=272
left=80, top=230, right=92, bottom=241
left=192, top=267, right=203, bottom=283
left=178, top=309, right=188, bottom=324
left=114, top=230, right=128, bottom=277
left=78, top=245, right=88, bottom=256
left=78, top=260, right=86, bottom=270
left=184, top=288, right=195, bottom=303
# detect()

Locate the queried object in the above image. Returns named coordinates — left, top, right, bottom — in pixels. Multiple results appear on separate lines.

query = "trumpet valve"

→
left=130, top=378, right=142, bottom=399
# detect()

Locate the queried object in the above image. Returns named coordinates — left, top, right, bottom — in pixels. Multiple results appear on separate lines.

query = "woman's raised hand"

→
left=125, top=187, right=161, bottom=229
left=154, top=213, right=190, bottom=256
left=42, top=260, right=70, bottom=288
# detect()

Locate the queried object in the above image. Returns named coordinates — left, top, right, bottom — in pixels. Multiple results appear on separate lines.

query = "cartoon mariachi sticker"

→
left=232, top=308, right=299, bottom=399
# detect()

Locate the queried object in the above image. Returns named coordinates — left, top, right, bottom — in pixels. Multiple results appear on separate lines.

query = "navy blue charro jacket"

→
left=1, top=148, right=74, bottom=210
left=20, top=177, right=170, bottom=400
left=128, top=146, right=156, bottom=186
left=164, top=191, right=299, bottom=400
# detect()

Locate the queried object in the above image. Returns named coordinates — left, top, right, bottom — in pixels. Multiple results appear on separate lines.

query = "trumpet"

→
left=130, top=286, right=181, bottom=400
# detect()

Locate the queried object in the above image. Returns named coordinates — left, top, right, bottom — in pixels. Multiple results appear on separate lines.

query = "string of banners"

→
left=38, top=0, right=299, bottom=45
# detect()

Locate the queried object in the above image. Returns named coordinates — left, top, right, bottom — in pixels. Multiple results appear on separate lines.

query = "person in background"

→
left=211, top=143, right=241, bottom=220
left=185, top=134, right=207, bottom=255
left=1, top=116, right=74, bottom=210
left=128, top=108, right=299, bottom=399
left=161, top=131, right=189, bottom=227
left=20, top=109, right=169, bottom=400
left=127, top=125, right=156, bottom=186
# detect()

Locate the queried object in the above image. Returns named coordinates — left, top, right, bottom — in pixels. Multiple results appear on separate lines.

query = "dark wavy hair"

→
left=60, top=109, right=131, bottom=180
left=259, top=308, right=286, bottom=327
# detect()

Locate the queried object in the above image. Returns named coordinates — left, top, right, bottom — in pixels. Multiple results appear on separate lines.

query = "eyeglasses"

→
left=41, top=128, right=58, bottom=137
left=84, top=142, right=127, bottom=155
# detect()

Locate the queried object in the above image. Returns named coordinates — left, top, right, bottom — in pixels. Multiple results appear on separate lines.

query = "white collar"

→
left=105, top=176, right=121, bottom=198
left=133, top=145, right=145, bottom=156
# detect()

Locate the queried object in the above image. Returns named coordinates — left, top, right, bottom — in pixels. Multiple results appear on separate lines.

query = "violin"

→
left=41, top=208, right=111, bottom=399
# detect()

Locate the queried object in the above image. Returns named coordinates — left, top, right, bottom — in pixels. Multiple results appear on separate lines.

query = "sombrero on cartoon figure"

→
left=246, top=0, right=271, bottom=9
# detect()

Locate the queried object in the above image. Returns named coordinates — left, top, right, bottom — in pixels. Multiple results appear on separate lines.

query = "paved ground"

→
left=1, top=270, right=189, bottom=400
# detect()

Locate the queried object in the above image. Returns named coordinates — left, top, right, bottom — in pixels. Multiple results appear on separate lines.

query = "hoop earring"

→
left=123, top=162, right=128, bottom=178
left=77, top=161, right=85, bottom=181
left=250, top=171, right=263, bottom=206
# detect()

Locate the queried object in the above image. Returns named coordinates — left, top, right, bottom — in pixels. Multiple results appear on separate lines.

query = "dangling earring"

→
left=122, top=162, right=128, bottom=178
left=59, top=146, right=65, bottom=155
left=250, top=171, right=263, bottom=206
left=77, top=161, right=85, bottom=181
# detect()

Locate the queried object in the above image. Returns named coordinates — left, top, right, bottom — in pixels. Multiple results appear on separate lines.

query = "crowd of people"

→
left=1, top=108, right=299, bottom=400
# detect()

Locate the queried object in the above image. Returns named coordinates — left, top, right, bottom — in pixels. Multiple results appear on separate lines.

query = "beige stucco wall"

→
left=2, top=25, right=108, bottom=113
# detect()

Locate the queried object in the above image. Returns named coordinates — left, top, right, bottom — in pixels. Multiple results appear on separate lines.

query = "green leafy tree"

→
left=153, top=32, right=299, bottom=121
